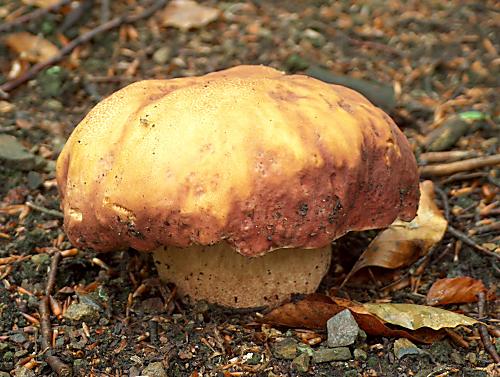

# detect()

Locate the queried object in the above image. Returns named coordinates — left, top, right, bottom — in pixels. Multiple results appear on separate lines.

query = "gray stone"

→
left=394, top=338, right=421, bottom=360
left=312, top=347, right=352, bottom=363
left=303, top=28, right=326, bottom=47
left=0, top=134, right=37, bottom=171
left=14, top=349, right=28, bottom=358
left=291, top=352, right=310, bottom=372
left=2, top=351, right=13, bottom=361
left=153, top=47, right=171, bottom=65
left=31, top=253, right=50, bottom=268
left=141, top=361, right=167, bottom=377
left=296, top=343, right=313, bottom=356
left=465, top=352, right=477, bottom=365
left=327, top=309, right=359, bottom=347
left=272, top=338, right=298, bottom=360
left=10, top=333, right=26, bottom=343
left=353, top=348, right=367, bottom=361
left=44, top=99, right=63, bottom=111
left=63, top=302, right=100, bottom=323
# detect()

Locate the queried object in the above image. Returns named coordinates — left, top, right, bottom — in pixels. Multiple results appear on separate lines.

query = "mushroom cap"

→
left=56, top=65, right=419, bottom=256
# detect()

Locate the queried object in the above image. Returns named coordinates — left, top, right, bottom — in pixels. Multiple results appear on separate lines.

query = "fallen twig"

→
left=418, top=150, right=477, bottom=164
left=447, top=225, right=500, bottom=261
left=39, top=252, right=72, bottom=376
left=470, top=221, right=500, bottom=235
left=25, top=201, right=64, bottom=219
left=0, top=0, right=167, bottom=93
left=0, top=0, right=72, bottom=33
left=419, top=154, right=500, bottom=177
left=477, top=292, right=500, bottom=363
left=444, top=328, right=469, bottom=348
left=442, top=172, right=488, bottom=184
left=46, top=251, right=62, bottom=295
left=434, top=185, right=450, bottom=221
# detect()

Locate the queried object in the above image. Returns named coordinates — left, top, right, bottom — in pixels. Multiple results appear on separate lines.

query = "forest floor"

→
left=0, top=1, right=499, bottom=376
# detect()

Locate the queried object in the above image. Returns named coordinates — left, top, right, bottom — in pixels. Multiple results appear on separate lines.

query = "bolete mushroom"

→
left=56, top=65, right=419, bottom=308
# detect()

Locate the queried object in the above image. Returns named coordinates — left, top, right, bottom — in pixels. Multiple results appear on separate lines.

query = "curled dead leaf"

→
left=343, top=180, right=447, bottom=285
left=4, top=32, right=59, bottom=63
left=426, top=277, right=488, bottom=306
left=261, top=294, right=445, bottom=344
left=160, top=0, right=220, bottom=30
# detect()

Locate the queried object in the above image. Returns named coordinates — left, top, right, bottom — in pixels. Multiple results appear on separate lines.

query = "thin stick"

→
left=39, top=296, right=52, bottom=351
left=47, top=356, right=72, bottom=377
left=434, top=185, right=450, bottom=221
left=444, top=328, right=469, bottom=348
left=447, top=225, right=500, bottom=261
left=419, top=154, right=500, bottom=177
left=477, top=292, right=500, bottom=363
left=419, top=150, right=477, bottom=164
left=0, top=0, right=167, bottom=93
left=442, top=172, right=488, bottom=184
left=39, top=252, right=72, bottom=376
left=0, top=0, right=72, bottom=33
left=25, top=202, right=64, bottom=219
left=46, top=251, right=61, bottom=296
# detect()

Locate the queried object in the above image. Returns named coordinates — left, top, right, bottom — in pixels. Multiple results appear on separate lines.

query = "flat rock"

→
left=312, top=347, right=352, bottom=363
left=394, top=338, right=422, bottom=359
left=142, top=361, right=167, bottom=377
left=63, top=302, right=100, bottom=323
left=327, top=309, right=359, bottom=347
left=272, top=338, right=298, bottom=360
left=0, top=134, right=37, bottom=171
left=291, top=352, right=310, bottom=372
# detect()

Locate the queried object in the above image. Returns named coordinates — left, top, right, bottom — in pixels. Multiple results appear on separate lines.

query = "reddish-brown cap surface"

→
left=56, top=65, right=419, bottom=256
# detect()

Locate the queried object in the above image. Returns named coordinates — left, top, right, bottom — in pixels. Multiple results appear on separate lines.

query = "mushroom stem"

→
left=152, top=243, right=332, bottom=308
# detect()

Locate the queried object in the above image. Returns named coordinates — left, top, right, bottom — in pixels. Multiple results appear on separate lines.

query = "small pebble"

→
left=153, top=47, right=171, bottom=65
left=142, top=361, right=167, bottom=377
left=63, top=302, right=100, bottom=323
left=272, top=338, right=298, bottom=360
left=312, top=347, right=352, bottom=363
left=327, top=309, right=359, bottom=347
left=393, top=338, right=421, bottom=359
left=354, top=348, right=367, bottom=361
left=291, top=352, right=310, bottom=372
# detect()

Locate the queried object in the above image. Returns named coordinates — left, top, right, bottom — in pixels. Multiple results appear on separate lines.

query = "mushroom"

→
left=56, top=65, right=419, bottom=308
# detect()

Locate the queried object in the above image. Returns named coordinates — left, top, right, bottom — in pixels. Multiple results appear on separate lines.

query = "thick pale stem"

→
left=153, top=243, right=332, bottom=308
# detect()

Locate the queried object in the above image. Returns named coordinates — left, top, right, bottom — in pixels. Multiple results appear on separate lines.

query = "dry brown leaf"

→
left=21, top=0, right=60, bottom=8
left=363, top=303, right=478, bottom=331
left=426, top=277, right=487, bottom=306
left=4, top=32, right=59, bottom=63
left=160, top=0, right=219, bottom=30
left=262, top=294, right=445, bottom=344
left=344, top=180, right=447, bottom=282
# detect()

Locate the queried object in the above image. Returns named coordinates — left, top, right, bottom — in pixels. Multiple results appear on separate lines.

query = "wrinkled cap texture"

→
left=56, top=65, right=419, bottom=256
